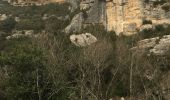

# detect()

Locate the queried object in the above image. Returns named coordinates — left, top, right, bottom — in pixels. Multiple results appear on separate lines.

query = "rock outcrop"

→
left=150, top=35, right=170, bottom=55
left=0, top=14, right=8, bottom=21
left=130, top=35, right=170, bottom=55
left=6, top=30, right=34, bottom=40
left=105, top=0, right=142, bottom=35
left=70, top=33, right=97, bottom=47
left=6, top=0, right=170, bottom=35
left=64, top=13, right=84, bottom=34
left=80, top=0, right=170, bottom=36
left=67, top=0, right=79, bottom=12
left=105, top=0, right=170, bottom=35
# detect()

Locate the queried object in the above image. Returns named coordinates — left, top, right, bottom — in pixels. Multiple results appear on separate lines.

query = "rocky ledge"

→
left=130, top=35, right=170, bottom=55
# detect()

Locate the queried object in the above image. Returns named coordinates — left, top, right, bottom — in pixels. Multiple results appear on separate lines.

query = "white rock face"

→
left=80, top=0, right=95, bottom=10
left=24, top=30, right=34, bottom=36
left=64, top=13, right=84, bottom=34
left=6, top=33, right=23, bottom=40
left=15, top=17, right=20, bottom=22
left=139, top=24, right=154, bottom=32
left=105, top=0, right=143, bottom=35
left=70, top=33, right=97, bottom=47
left=120, top=97, right=125, bottom=100
left=82, top=0, right=170, bottom=36
left=0, top=14, right=8, bottom=21
left=130, top=35, right=170, bottom=55
left=6, top=30, right=34, bottom=40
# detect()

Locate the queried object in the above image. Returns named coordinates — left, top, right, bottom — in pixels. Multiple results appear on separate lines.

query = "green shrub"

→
left=0, top=3, right=70, bottom=16
left=45, top=16, right=69, bottom=33
left=142, top=19, right=152, bottom=25
left=139, top=24, right=170, bottom=39
left=15, top=18, right=44, bottom=31
left=0, top=18, right=16, bottom=32
left=153, top=0, right=167, bottom=6
left=144, top=0, right=150, bottom=3
left=162, top=3, right=170, bottom=12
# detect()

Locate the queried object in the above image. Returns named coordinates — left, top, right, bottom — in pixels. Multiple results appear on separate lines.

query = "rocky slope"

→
left=130, top=35, right=170, bottom=55
left=6, top=0, right=170, bottom=36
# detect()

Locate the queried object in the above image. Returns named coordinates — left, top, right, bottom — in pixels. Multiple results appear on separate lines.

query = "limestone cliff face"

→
left=106, top=0, right=143, bottom=35
left=81, top=0, right=170, bottom=36
left=8, top=0, right=170, bottom=35
left=105, top=0, right=170, bottom=35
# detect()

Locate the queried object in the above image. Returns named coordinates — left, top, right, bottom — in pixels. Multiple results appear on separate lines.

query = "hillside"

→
left=0, top=0, right=170, bottom=100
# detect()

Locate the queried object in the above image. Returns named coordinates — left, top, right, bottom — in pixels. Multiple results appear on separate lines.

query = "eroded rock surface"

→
left=130, top=35, right=170, bottom=55
left=150, top=35, right=170, bottom=55
left=78, top=0, right=170, bottom=35
left=0, top=14, right=8, bottom=21
left=5, top=0, right=170, bottom=35
left=64, top=13, right=84, bottom=34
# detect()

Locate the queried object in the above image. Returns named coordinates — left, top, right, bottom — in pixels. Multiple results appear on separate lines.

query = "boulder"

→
left=24, top=30, right=34, bottom=36
left=0, top=14, right=8, bottom=21
left=70, top=33, right=97, bottom=47
left=14, top=17, right=20, bottom=22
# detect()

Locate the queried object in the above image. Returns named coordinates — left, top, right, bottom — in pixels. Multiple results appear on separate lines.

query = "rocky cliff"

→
left=81, top=0, right=170, bottom=36
left=7, top=0, right=170, bottom=36
left=105, top=0, right=143, bottom=35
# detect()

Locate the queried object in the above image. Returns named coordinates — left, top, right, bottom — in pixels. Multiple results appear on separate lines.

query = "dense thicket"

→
left=0, top=1, right=170, bottom=100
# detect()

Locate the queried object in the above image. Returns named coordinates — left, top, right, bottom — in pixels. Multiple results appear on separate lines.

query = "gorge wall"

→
left=105, top=0, right=143, bottom=35
left=81, top=0, right=170, bottom=35
left=7, top=0, right=170, bottom=36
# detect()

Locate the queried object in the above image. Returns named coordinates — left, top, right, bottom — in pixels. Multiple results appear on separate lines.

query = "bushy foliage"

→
left=0, top=3, right=70, bottom=16
left=15, top=17, right=44, bottom=31
left=0, top=18, right=16, bottom=33
left=153, top=0, right=167, bottom=6
left=139, top=24, right=170, bottom=39
left=0, top=38, right=46, bottom=99
left=162, top=3, right=170, bottom=12
left=142, top=19, right=152, bottom=25
left=0, top=1, right=170, bottom=99
left=0, top=23, right=170, bottom=99
left=82, top=24, right=116, bottom=41
left=45, top=16, right=69, bottom=34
